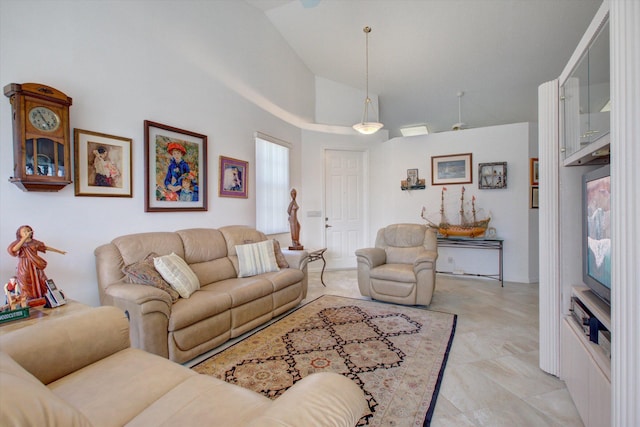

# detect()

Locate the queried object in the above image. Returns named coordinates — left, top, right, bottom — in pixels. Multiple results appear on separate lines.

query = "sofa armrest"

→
left=414, top=250, right=438, bottom=272
left=281, top=249, right=309, bottom=270
left=0, top=306, right=129, bottom=385
left=105, top=283, right=172, bottom=359
left=355, top=247, right=386, bottom=269
left=246, top=372, right=367, bottom=427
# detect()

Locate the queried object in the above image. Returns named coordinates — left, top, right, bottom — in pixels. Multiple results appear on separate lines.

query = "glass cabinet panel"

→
left=562, top=20, right=610, bottom=161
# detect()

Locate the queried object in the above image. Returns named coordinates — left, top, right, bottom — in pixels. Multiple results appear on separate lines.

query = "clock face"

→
left=28, top=106, right=60, bottom=132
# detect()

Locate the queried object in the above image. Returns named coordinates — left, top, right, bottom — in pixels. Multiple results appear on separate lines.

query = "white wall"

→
left=0, top=1, right=539, bottom=309
left=315, top=76, right=380, bottom=128
left=368, top=123, right=537, bottom=283
left=299, top=123, right=539, bottom=284
left=0, top=0, right=315, bottom=306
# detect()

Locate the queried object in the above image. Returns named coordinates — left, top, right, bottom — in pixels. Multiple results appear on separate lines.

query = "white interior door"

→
left=324, top=149, right=366, bottom=270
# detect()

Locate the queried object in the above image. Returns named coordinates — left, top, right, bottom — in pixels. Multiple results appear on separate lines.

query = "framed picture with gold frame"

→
left=144, top=120, right=207, bottom=212
left=530, top=158, right=539, bottom=185
left=74, top=128, right=132, bottom=197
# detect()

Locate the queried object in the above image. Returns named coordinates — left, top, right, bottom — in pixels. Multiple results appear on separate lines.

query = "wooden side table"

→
left=307, top=248, right=328, bottom=287
left=0, top=300, right=91, bottom=336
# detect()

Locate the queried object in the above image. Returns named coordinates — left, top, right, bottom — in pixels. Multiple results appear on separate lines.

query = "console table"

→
left=436, top=237, right=504, bottom=286
left=307, top=248, right=327, bottom=286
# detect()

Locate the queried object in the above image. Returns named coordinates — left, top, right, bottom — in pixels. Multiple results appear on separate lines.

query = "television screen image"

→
left=583, top=165, right=611, bottom=304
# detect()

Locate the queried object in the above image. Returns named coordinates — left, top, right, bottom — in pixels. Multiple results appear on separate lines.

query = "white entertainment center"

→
left=540, top=2, right=612, bottom=426
left=562, top=286, right=611, bottom=427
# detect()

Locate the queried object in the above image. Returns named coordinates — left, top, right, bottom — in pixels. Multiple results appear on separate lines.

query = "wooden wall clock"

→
left=4, top=83, right=73, bottom=191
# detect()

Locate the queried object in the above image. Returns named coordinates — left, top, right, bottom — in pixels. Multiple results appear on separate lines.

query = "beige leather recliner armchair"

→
left=356, top=223, right=438, bottom=306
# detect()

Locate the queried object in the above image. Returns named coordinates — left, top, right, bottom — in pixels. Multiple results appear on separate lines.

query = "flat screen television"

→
left=582, top=164, right=611, bottom=306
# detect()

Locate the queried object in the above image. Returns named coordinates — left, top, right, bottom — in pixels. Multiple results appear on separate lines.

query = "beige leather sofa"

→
left=356, top=223, right=438, bottom=306
left=95, top=225, right=308, bottom=363
left=0, top=306, right=367, bottom=427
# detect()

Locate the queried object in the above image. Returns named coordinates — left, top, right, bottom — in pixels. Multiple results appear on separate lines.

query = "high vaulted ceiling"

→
left=246, top=0, right=602, bottom=137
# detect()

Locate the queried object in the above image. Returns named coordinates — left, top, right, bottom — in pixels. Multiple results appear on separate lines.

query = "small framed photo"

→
left=530, top=158, right=539, bottom=185
left=478, top=162, right=507, bottom=189
left=401, top=168, right=425, bottom=190
left=144, top=120, right=207, bottom=212
left=530, top=186, right=539, bottom=209
left=219, top=156, right=248, bottom=198
left=431, top=153, right=473, bottom=185
left=74, top=129, right=132, bottom=197
left=407, top=168, right=418, bottom=186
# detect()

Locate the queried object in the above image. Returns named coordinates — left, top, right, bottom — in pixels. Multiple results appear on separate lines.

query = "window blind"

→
left=255, top=134, right=290, bottom=234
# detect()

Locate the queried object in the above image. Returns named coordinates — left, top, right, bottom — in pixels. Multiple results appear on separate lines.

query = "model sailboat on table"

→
left=421, top=186, right=490, bottom=238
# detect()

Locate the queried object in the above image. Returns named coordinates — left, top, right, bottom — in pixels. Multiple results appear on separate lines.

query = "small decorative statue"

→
left=4, top=277, right=27, bottom=310
left=7, top=225, right=66, bottom=302
left=287, top=188, right=304, bottom=250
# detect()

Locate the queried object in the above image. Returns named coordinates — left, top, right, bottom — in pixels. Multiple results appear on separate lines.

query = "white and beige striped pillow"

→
left=153, top=253, right=200, bottom=298
left=235, top=240, right=280, bottom=277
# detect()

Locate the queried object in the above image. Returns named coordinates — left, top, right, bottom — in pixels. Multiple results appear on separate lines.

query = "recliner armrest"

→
left=246, top=372, right=367, bottom=427
left=281, top=249, right=309, bottom=270
left=105, top=282, right=173, bottom=310
left=105, top=283, right=172, bottom=359
left=355, top=247, right=386, bottom=268
left=414, top=250, right=438, bottom=271
left=0, top=306, right=129, bottom=385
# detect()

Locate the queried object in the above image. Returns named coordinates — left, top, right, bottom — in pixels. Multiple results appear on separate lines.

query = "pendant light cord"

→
left=365, top=26, right=371, bottom=103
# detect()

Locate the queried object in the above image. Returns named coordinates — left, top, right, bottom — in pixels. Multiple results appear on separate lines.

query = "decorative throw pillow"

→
left=236, top=240, right=280, bottom=278
left=243, top=239, right=289, bottom=269
left=153, top=253, right=200, bottom=299
left=272, top=240, right=289, bottom=269
left=121, top=253, right=180, bottom=302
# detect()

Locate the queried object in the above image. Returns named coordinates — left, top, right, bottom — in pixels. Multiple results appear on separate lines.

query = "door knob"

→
left=325, top=224, right=333, bottom=228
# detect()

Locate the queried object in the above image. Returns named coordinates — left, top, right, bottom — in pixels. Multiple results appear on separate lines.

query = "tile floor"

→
left=305, top=269, right=584, bottom=427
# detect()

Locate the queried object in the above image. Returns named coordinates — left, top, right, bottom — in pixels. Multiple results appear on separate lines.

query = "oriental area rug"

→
left=193, top=295, right=457, bottom=426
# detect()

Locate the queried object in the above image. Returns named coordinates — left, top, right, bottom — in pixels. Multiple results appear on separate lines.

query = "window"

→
left=255, top=133, right=290, bottom=234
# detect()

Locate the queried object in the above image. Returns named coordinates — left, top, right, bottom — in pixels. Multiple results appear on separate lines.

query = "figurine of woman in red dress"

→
left=7, top=225, right=66, bottom=301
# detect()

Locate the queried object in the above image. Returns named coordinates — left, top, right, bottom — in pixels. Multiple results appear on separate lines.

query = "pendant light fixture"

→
left=452, top=91, right=467, bottom=131
left=353, top=26, right=383, bottom=135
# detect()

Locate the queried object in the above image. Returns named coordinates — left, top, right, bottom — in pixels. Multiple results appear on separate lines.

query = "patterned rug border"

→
left=424, top=308, right=457, bottom=426
left=193, top=295, right=457, bottom=426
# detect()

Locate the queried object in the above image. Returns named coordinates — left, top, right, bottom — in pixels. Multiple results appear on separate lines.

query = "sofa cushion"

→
left=122, top=252, right=180, bottom=302
left=154, top=253, right=200, bottom=298
left=48, top=348, right=196, bottom=427
left=204, top=277, right=274, bottom=308
left=169, top=289, right=232, bottom=331
left=385, top=246, right=425, bottom=265
left=177, top=228, right=229, bottom=264
left=261, top=268, right=305, bottom=292
left=0, top=352, right=92, bottom=427
left=370, top=263, right=416, bottom=283
left=112, top=231, right=185, bottom=266
left=126, top=375, right=270, bottom=427
left=188, top=257, right=238, bottom=286
left=236, top=240, right=280, bottom=278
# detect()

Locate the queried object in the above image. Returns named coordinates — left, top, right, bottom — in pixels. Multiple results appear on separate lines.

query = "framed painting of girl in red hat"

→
left=144, top=120, right=208, bottom=212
